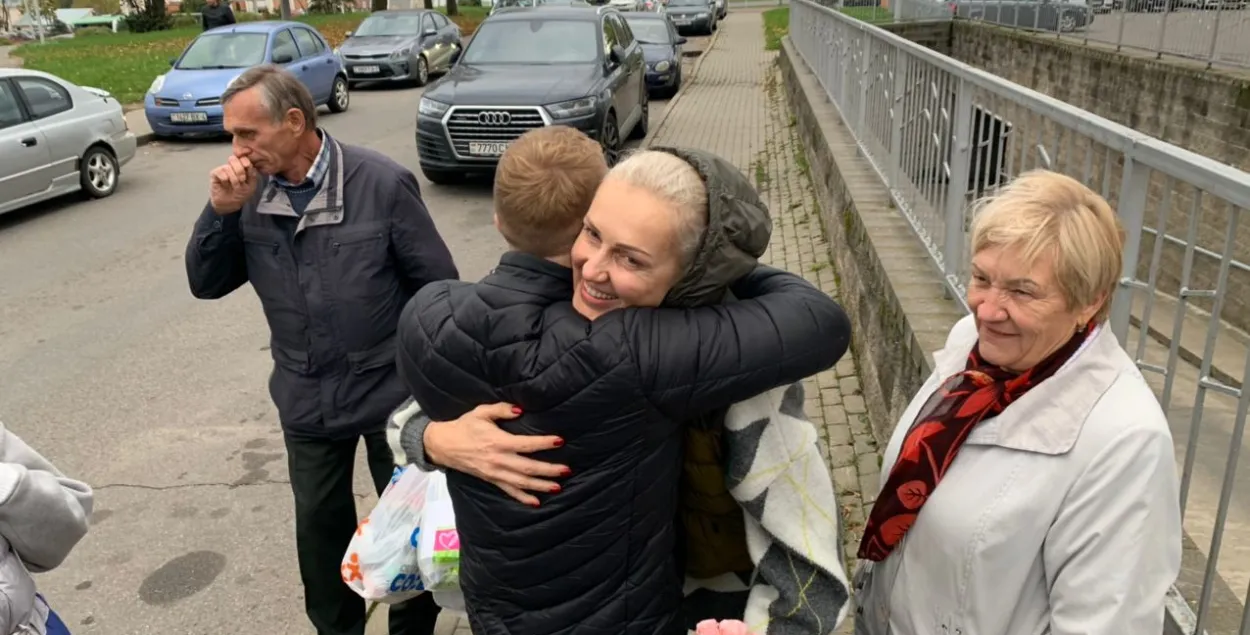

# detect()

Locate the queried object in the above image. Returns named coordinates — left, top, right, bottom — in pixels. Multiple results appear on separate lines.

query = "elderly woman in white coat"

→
left=852, top=169, right=1183, bottom=635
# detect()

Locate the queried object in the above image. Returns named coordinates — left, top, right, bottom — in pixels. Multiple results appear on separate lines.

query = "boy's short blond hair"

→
left=493, top=126, right=608, bottom=258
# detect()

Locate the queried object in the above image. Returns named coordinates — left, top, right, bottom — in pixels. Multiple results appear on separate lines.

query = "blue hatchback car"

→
left=144, top=21, right=349, bottom=137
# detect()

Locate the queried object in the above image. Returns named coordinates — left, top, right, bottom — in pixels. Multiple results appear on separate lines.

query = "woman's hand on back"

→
left=424, top=403, right=569, bottom=507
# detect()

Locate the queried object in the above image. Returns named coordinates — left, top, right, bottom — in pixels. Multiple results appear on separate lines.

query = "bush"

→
left=124, top=9, right=171, bottom=31
left=169, top=12, right=199, bottom=26
left=73, top=25, right=114, bottom=36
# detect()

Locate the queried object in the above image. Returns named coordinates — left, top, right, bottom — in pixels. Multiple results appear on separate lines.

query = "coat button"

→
left=856, top=607, right=863, bottom=616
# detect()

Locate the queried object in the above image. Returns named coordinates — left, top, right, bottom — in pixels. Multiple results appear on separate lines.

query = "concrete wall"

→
left=778, top=36, right=965, bottom=442
left=944, top=21, right=1250, bottom=334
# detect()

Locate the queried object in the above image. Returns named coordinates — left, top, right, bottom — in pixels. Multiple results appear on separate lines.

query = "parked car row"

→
left=143, top=9, right=462, bottom=139
left=0, top=68, right=137, bottom=217
left=413, top=4, right=699, bottom=185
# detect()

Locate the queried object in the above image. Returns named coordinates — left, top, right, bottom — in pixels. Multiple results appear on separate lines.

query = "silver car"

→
left=337, top=10, right=462, bottom=88
left=0, top=68, right=137, bottom=217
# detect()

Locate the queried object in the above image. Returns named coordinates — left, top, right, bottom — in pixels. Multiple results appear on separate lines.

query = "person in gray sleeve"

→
left=0, top=420, right=93, bottom=635
left=184, top=65, right=458, bottom=635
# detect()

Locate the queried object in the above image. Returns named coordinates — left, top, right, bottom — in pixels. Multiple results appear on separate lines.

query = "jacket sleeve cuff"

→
left=400, top=414, right=441, bottom=472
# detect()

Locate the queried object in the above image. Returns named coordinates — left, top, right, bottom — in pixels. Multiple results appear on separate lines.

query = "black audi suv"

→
left=414, top=5, right=649, bottom=185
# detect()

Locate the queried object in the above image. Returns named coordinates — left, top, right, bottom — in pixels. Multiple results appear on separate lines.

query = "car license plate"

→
left=468, top=142, right=509, bottom=156
left=354, top=65, right=380, bottom=74
left=674, top=16, right=690, bottom=23
left=170, top=111, right=208, bottom=124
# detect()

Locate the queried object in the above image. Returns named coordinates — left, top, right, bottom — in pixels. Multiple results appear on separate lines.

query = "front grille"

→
left=445, top=107, right=547, bottom=156
left=345, top=53, right=389, bottom=60
left=154, top=97, right=179, bottom=107
left=196, top=97, right=221, bottom=106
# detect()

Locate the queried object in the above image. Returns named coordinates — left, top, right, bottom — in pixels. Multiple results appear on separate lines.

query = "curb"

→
left=642, top=23, right=724, bottom=148
left=137, top=133, right=157, bottom=147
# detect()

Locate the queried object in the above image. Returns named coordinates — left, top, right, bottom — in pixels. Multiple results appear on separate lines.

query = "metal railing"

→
left=787, top=0, right=1250, bottom=631
left=886, top=0, right=1250, bottom=70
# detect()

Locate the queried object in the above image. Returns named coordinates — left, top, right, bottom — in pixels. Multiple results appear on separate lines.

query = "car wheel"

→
left=601, top=111, right=622, bottom=166
left=414, top=56, right=431, bottom=87
left=1058, top=13, right=1078, bottom=30
left=422, top=166, right=464, bottom=185
left=629, top=96, right=649, bottom=140
left=328, top=75, right=350, bottom=113
left=80, top=145, right=119, bottom=199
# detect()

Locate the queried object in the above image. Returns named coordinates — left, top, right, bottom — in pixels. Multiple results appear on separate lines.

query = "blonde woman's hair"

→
left=970, top=169, right=1125, bottom=322
left=607, top=150, right=708, bottom=265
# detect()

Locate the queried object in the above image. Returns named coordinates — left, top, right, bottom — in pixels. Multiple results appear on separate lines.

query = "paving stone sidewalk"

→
left=646, top=10, right=879, bottom=633
left=425, top=13, right=881, bottom=633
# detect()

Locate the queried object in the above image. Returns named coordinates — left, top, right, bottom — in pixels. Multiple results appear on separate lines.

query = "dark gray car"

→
left=338, top=10, right=462, bottom=88
left=666, top=0, right=718, bottom=34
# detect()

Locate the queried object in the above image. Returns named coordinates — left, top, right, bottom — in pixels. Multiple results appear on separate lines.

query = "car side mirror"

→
left=608, top=44, right=627, bottom=65
left=272, top=51, right=294, bottom=64
left=169, top=57, right=176, bottom=66
left=676, top=36, right=687, bottom=44
left=345, top=30, right=353, bottom=37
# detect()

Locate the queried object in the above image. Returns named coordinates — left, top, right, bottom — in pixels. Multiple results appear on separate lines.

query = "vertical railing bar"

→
left=1206, top=0, right=1225, bottom=67
left=1109, top=156, right=1149, bottom=344
left=945, top=77, right=974, bottom=297
left=1193, top=205, right=1244, bottom=635
left=1135, top=175, right=1173, bottom=364
left=1154, top=0, right=1172, bottom=59
left=1174, top=190, right=1207, bottom=516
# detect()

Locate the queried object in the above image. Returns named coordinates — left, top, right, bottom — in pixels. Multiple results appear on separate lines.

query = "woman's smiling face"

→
left=570, top=177, right=688, bottom=320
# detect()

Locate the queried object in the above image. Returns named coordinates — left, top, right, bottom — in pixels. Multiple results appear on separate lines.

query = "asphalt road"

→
left=0, top=46, right=702, bottom=634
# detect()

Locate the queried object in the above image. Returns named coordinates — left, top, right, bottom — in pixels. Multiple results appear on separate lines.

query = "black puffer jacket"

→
left=396, top=150, right=851, bottom=635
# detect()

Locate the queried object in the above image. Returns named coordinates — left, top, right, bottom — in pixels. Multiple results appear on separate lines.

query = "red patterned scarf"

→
left=857, top=323, right=1093, bottom=562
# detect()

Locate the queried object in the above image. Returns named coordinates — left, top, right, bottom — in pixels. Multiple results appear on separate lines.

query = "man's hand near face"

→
left=209, top=155, right=259, bottom=215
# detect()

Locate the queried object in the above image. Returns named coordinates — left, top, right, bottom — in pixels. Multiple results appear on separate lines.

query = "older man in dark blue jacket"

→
left=184, top=65, right=458, bottom=635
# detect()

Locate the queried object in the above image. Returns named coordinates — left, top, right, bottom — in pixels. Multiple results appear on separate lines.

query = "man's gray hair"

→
left=221, top=64, right=318, bottom=129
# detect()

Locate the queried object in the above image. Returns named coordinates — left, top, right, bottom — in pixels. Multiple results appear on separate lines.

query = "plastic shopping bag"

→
left=341, top=465, right=433, bottom=604
left=416, top=471, right=461, bottom=592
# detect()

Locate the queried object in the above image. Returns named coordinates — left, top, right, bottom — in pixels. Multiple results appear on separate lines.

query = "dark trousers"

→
left=284, top=431, right=442, bottom=635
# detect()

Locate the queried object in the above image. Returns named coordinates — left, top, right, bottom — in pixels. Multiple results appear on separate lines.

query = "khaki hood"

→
left=654, top=147, right=773, bottom=308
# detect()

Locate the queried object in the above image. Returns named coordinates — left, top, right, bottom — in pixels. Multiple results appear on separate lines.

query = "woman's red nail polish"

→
left=528, top=501, right=540, bottom=508
left=560, top=467, right=573, bottom=477
left=553, top=438, right=565, bottom=447
left=511, top=406, right=523, bottom=415
left=550, top=484, right=562, bottom=493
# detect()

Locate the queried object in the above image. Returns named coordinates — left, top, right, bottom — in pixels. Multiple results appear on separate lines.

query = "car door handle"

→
left=20, top=137, right=36, bottom=147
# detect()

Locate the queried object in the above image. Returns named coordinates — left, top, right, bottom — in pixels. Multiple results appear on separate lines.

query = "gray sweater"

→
left=0, top=422, right=93, bottom=633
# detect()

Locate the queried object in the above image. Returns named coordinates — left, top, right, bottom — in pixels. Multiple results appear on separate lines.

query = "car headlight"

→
left=697, top=10, right=709, bottom=16
left=392, top=47, right=412, bottom=59
left=418, top=97, right=449, bottom=118
left=333, top=47, right=341, bottom=56
left=654, top=60, right=672, bottom=72
left=544, top=96, right=597, bottom=119
left=148, top=74, right=166, bottom=95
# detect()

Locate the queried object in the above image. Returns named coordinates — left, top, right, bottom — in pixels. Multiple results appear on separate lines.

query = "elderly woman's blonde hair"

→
left=608, top=150, right=708, bottom=265
left=970, top=169, right=1124, bottom=322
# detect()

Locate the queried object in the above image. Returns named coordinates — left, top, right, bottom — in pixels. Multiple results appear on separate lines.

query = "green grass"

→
left=763, top=6, right=788, bottom=50
left=840, top=5, right=893, bottom=23
left=11, top=6, right=487, bottom=105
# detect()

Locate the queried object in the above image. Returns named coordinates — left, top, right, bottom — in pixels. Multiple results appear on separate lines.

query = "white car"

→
left=0, top=68, right=136, bottom=216
left=608, top=0, right=645, bottom=11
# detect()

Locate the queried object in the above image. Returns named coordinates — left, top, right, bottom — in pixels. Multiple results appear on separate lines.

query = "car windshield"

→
left=625, top=20, right=670, bottom=43
left=462, top=19, right=598, bottom=64
left=354, top=13, right=424, bottom=36
left=496, top=0, right=537, bottom=7
left=178, top=32, right=268, bottom=69
left=667, top=0, right=707, bottom=6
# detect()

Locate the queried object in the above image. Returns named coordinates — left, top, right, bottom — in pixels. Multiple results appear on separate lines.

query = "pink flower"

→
left=695, top=619, right=752, bottom=635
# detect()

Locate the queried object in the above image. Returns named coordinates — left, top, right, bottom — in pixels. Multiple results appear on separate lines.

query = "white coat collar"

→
left=929, top=315, right=1129, bottom=455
